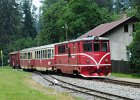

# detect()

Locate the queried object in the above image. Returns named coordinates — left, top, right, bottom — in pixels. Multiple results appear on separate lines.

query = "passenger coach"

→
left=20, top=44, right=55, bottom=71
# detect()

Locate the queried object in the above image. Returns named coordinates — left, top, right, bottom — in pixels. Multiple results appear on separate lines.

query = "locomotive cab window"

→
left=83, top=42, right=92, bottom=52
left=58, top=45, right=66, bottom=54
left=102, top=42, right=108, bottom=52
left=94, top=42, right=100, bottom=52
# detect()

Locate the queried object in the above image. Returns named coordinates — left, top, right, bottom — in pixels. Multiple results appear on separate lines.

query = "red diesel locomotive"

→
left=9, top=36, right=111, bottom=77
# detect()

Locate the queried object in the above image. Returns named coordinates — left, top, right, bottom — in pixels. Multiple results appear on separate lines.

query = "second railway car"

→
left=20, top=44, right=55, bottom=71
left=9, top=36, right=111, bottom=77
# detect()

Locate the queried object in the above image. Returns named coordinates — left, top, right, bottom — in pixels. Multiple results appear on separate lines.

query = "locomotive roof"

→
left=55, top=36, right=109, bottom=45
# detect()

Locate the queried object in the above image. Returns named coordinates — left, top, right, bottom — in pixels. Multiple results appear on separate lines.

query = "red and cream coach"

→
left=9, top=36, right=111, bottom=77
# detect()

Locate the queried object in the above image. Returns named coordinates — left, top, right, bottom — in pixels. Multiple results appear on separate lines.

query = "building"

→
left=78, top=16, right=138, bottom=69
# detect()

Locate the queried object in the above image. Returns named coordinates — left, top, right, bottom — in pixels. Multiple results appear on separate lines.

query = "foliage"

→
left=0, top=0, right=21, bottom=49
left=38, top=0, right=113, bottom=44
left=21, top=0, right=37, bottom=38
left=91, top=0, right=113, bottom=11
left=128, top=0, right=140, bottom=73
left=8, top=37, right=37, bottom=51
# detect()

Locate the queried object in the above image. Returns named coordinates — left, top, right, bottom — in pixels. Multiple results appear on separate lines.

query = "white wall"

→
left=105, top=23, right=133, bottom=61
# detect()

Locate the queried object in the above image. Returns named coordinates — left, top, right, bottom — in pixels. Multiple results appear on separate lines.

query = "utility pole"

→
left=62, top=23, right=68, bottom=41
left=65, top=23, right=68, bottom=41
left=1, top=50, right=3, bottom=68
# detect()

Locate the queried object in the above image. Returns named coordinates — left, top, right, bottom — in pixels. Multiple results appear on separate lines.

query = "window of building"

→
left=94, top=42, right=100, bottom=52
left=83, top=42, right=92, bottom=52
left=58, top=45, right=66, bottom=53
left=102, top=42, right=108, bottom=52
left=124, top=24, right=128, bottom=32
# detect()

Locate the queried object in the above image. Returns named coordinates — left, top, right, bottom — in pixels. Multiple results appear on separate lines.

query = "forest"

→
left=0, top=0, right=140, bottom=73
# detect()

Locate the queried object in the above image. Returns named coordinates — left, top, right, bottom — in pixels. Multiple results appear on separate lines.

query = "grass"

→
left=111, top=72, right=140, bottom=79
left=0, top=67, right=80, bottom=100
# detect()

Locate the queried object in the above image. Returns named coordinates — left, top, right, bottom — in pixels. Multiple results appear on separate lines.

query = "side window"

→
left=58, top=45, right=66, bottom=54
left=47, top=49, right=51, bottom=58
left=94, top=42, right=100, bottom=52
left=45, top=50, right=47, bottom=58
left=28, top=52, right=32, bottom=59
left=83, top=42, right=92, bottom=52
left=102, top=42, right=108, bottom=52
left=20, top=53, right=23, bottom=59
left=24, top=53, right=27, bottom=59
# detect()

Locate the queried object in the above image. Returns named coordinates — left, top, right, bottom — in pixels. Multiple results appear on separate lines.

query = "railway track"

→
left=35, top=72, right=133, bottom=100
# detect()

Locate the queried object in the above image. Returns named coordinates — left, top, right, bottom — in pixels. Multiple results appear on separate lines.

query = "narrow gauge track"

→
left=35, top=72, right=133, bottom=100
left=92, top=78, right=140, bottom=88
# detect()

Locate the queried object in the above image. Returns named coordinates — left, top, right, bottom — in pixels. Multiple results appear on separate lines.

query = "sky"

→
left=32, top=0, right=42, bottom=14
left=32, top=0, right=42, bottom=8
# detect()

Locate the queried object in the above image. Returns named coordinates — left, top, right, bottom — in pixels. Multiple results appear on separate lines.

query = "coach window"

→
left=58, top=45, right=65, bottom=54
left=52, top=49, right=54, bottom=58
left=94, top=42, right=100, bottom=52
left=83, top=42, right=92, bottom=52
left=37, top=51, right=39, bottom=59
left=47, top=49, right=51, bottom=58
left=40, top=50, right=43, bottom=59
left=44, top=50, right=47, bottom=58
left=28, top=52, right=31, bottom=59
left=35, top=51, right=36, bottom=58
left=20, top=53, right=23, bottom=59
left=102, top=42, right=108, bottom=52
left=42, top=50, right=44, bottom=58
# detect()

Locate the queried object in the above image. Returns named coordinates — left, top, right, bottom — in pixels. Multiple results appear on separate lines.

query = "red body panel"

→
left=20, top=59, right=35, bottom=69
left=34, top=59, right=54, bottom=70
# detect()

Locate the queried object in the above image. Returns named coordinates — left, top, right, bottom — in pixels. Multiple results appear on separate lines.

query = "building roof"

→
left=78, top=16, right=138, bottom=39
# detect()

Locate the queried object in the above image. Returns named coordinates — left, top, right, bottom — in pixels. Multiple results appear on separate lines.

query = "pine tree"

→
left=21, top=0, right=37, bottom=38
left=0, top=0, right=21, bottom=49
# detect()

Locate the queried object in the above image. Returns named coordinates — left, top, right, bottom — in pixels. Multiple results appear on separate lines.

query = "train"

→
left=9, top=36, right=111, bottom=77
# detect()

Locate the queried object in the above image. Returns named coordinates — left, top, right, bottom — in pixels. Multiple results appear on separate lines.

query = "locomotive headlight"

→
left=86, top=59, right=90, bottom=63
left=105, top=58, right=108, bottom=63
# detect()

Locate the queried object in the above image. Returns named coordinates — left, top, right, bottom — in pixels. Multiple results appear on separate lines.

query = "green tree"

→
left=38, top=0, right=113, bottom=44
left=21, top=0, right=37, bottom=38
left=128, top=0, right=140, bottom=73
left=37, top=0, right=67, bottom=45
left=91, top=0, right=113, bottom=11
left=0, top=0, right=21, bottom=49
left=0, top=0, right=22, bottom=65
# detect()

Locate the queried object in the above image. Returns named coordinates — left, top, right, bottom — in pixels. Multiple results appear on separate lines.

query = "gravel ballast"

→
left=32, top=74, right=140, bottom=100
